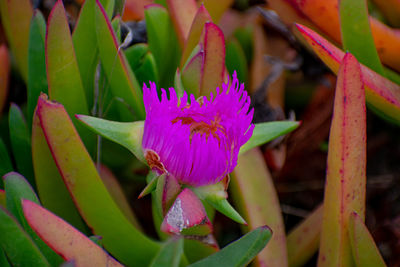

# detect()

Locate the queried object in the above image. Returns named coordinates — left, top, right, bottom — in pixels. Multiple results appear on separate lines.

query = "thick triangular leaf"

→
left=239, top=121, right=300, bottom=155
left=76, top=114, right=145, bottom=162
left=0, top=206, right=50, bottom=266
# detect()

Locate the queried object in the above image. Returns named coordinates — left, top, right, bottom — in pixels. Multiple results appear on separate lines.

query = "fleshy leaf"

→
left=95, top=0, right=145, bottom=120
left=181, top=48, right=204, bottom=97
left=0, top=45, right=10, bottom=115
left=22, top=200, right=123, bottom=267
left=193, top=179, right=246, bottom=225
left=0, top=206, right=50, bottom=266
left=76, top=115, right=145, bottom=162
left=372, top=0, right=400, bottom=27
left=150, top=237, right=184, bottom=267
left=166, top=0, right=197, bottom=46
left=287, top=0, right=400, bottom=72
left=200, top=22, right=225, bottom=97
left=156, top=173, right=181, bottom=216
left=189, top=226, right=272, bottom=267
left=180, top=4, right=212, bottom=69
left=231, top=148, right=288, bottom=267
left=0, top=0, right=32, bottom=82
left=339, top=0, right=385, bottom=76
left=27, top=11, right=47, bottom=129
left=36, top=94, right=159, bottom=266
left=98, top=165, right=142, bottom=229
left=348, top=212, right=386, bottom=267
left=161, top=188, right=212, bottom=236
left=296, top=24, right=400, bottom=124
left=32, top=102, right=87, bottom=233
left=46, top=0, right=89, bottom=118
left=203, top=0, right=233, bottom=23
left=226, top=38, right=248, bottom=88
left=0, top=138, right=13, bottom=182
left=318, top=53, right=366, bottom=266
left=125, top=43, right=159, bottom=86
left=0, top=248, right=10, bottom=267
left=3, top=172, right=63, bottom=266
left=239, top=121, right=300, bottom=155
left=145, top=4, right=181, bottom=88
left=8, top=104, right=34, bottom=186
left=287, top=205, right=323, bottom=267
left=73, top=0, right=114, bottom=110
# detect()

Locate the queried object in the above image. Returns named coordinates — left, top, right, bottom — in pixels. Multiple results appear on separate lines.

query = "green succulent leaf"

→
left=0, top=206, right=50, bottom=267
left=226, top=38, right=248, bottom=88
left=145, top=4, right=181, bottom=88
left=349, top=212, right=386, bottom=267
left=76, top=115, right=145, bottom=162
left=8, top=104, right=34, bottom=186
left=95, top=0, right=145, bottom=120
left=239, top=121, right=300, bottom=155
left=4, top=172, right=63, bottom=266
left=125, top=43, right=159, bottom=86
left=36, top=95, right=159, bottom=266
left=189, top=226, right=272, bottom=267
left=339, top=0, right=385, bottom=77
left=27, top=10, right=47, bottom=129
left=0, top=138, right=13, bottom=185
left=150, top=237, right=184, bottom=267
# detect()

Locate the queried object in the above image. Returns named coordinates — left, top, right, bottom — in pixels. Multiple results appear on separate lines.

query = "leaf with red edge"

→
left=180, top=4, right=212, bottom=69
left=95, top=0, right=145, bottom=120
left=200, top=22, right=226, bottom=96
left=161, top=188, right=212, bottom=236
left=166, top=0, right=197, bottom=46
left=181, top=48, right=204, bottom=97
left=296, top=24, right=400, bottom=125
left=22, top=200, right=123, bottom=267
left=36, top=94, right=160, bottom=266
left=348, top=212, right=386, bottom=267
left=0, top=0, right=32, bottom=82
left=318, top=53, right=366, bottom=266
left=46, top=0, right=89, bottom=118
left=0, top=45, right=10, bottom=114
left=203, top=0, right=233, bottom=23
left=32, top=98, right=88, bottom=233
left=156, top=173, right=181, bottom=217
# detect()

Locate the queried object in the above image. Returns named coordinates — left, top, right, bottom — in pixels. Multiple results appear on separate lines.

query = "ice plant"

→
left=142, top=71, right=254, bottom=187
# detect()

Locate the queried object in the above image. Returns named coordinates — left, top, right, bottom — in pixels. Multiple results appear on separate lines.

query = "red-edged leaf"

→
left=166, top=0, right=198, bottom=46
left=318, top=53, right=366, bottom=266
left=22, top=200, right=123, bottom=267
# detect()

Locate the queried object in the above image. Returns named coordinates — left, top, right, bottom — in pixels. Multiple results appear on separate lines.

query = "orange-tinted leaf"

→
left=287, top=0, right=400, bottom=72
left=296, top=24, right=400, bottom=124
left=166, top=0, right=198, bottom=46
left=180, top=4, right=212, bottom=69
left=287, top=205, right=323, bottom=267
left=231, top=148, right=288, bottom=267
left=203, top=0, right=233, bottom=23
left=318, top=53, right=366, bottom=266
left=0, top=0, right=32, bottom=82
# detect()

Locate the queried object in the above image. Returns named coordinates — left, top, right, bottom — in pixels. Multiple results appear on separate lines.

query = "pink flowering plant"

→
left=3, top=0, right=396, bottom=266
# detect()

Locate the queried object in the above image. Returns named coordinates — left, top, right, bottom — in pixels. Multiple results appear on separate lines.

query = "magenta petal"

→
left=142, top=71, right=254, bottom=186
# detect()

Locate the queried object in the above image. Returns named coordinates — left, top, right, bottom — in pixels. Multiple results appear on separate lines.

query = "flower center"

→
left=171, top=115, right=225, bottom=140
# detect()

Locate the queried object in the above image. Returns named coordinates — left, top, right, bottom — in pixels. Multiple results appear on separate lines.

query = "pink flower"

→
left=142, top=72, right=254, bottom=186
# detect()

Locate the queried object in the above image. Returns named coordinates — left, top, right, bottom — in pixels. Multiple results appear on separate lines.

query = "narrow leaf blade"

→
left=189, top=226, right=272, bottom=267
